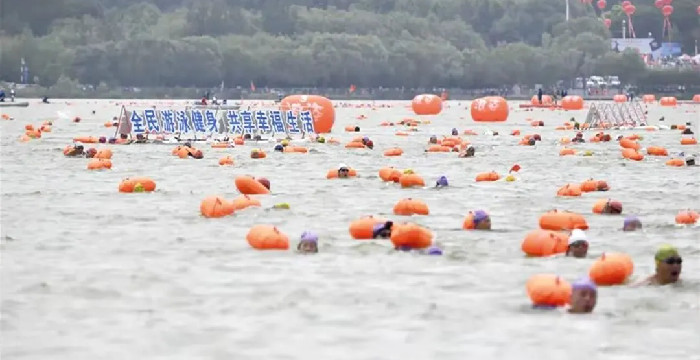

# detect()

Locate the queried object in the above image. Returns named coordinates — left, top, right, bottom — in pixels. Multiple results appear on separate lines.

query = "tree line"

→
left=1, top=0, right=698, bottom=90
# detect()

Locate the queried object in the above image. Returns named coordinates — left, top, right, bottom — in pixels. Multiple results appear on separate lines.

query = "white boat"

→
left=0, top=101, right=29, bottom=108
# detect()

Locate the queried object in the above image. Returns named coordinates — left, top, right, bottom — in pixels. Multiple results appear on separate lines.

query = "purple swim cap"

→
left=572, top=278, right=597, bottom=292
left=98, top=136, right=106, bottom=143
left=300, top=231, right=318, bottom=243
left=363, top=136, right=369, bottom=142
left=624, top=216, right=640, bottom=226
left=426, top=246, right=442, bottom=255
left=108, top=138, right=116, bottom=144
left=436, top=176, right=448, bottom=187
left=372, top=223, right=385, bottom=238
left=473, top=210, right=489, bottom=223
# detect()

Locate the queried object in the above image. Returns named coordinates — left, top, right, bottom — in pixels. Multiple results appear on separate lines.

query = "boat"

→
left=0, top=101, right=29, bottom=108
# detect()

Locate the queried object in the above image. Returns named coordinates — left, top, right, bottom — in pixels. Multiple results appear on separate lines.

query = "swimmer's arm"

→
left=629, top=275, right=654, bottom=287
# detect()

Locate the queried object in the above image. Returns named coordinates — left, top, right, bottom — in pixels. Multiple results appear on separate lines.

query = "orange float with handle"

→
left=475, top=171, right=500, bottom=182
left=559, top=148, right=576, bottom=156
left=200, top=196, right=235, bottom=218
left=665, top=158, right=684, bottom=167
left=675, top=210, right=699, bottom=224
left=211, top=142, right=232, bottom=148
left=521, top=229, right=569, bottom=257
left=384, top=148, right=403, bottom=157
left=426, top=145, right=451, bottom=152
left=327, top=168, right=357, bottom=179
left=87, top=158, right=112, bottom=170
left=619, top=138, right=640, bottom=150
left=621, top=148, right=644, bottom=161
left=283, top=146, right=308, bottom=153
left=557, top=184, right=582, bottom=197
left=232, top=195, right=261, bottom=211
left=119, top=177, right=156, bottom=193
left=235, top=175, right=270, bottom=195
left=246, top=225, right=289, bottom=250
left=526, top=274, right=571, bottom=307
left=393, top=198, right=429, bottom=216
left=646, top=146, right=668, bottom=156
left=219, top=156, right=234, bottom=166
left=95, top=149, right=112, bottom=159
left=680, top=137, right=697, bottom=145
left=589, top=253, right=634, bottom=286
left=73, top=136, right=98, bottom=144
left=390, top=223, right=433, bottom=249
left=379, top=167, right=402, bottom=182
left=345, top=141, right=365, bottom=148
left=539, top=210, right=588, bottom=231
left=399, top=173, right=425, bottom=188
left=349, top=216, right=388, bottom=239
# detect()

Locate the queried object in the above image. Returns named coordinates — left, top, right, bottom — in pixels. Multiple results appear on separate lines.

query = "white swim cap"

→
left=569, top=229, right=588, bottom=244
left=338, top=163, right=348, bottom=169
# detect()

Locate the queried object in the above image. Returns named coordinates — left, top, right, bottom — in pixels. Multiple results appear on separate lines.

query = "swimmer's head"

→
left=297, top=231, right=318, bottom=253
left=365, top=140, right=374, bottom=149
left=372, top=221, right=393, bottom=239
left=623, top=216, right=642, bottom=231
left=566, top=229, right=589, bottom=258
left=108, top=138, right=116, bottom=144
left=257, top=177, right=270, bottom=190
left=528, top=138, right=536, bottom=146
left=317, top=136, right=325, bottom=143
left=466, top=145, right=475, bottom=156
left=569, top=278, right=597, bottom=314
left=603, top=200, right=623, bottom=214
left=426, top=246, right=443, bottom=255
left=654, top=245, right=682, bottom=284
left=429, top=135, right=438, bottom=144
left=281, top=139, right=289, bottom=146
left=274, top=144, right=284, bottom=152
left=472, top=210, right=491, bottom=230
left=354, top=126, right=360, bottom=132
left=85, top=148, right=97, bottom=158
left=75, top=145, right=84, bottom=152
left=435, top=175, right=448, bottom=187
left=243, top=133, right=252, bottom=140
left=451, top=128, right=458, bottom=135
left=99, top=136, right=106, bottom=143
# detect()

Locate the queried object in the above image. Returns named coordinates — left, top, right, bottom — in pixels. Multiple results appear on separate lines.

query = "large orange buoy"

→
left=390, top=223, right=433, bottom=249
left=531, top=95, right=553, bottom=106
left=200, top=196, right=235, bottom=218
left=526, top=274, right=571, bottom=307
left=521, top=229, right=569, bottom=257
left=589, top=253, right=634, bottom=286
left=539, top=210, right=588, bottom=231
left=675, top=210, right=699, bottom=225
left=642, top=94, right=656, bottom=103
left=471, top=96, right=509, bottom=122
left=235, top=175, right=271, bottom=195
left=411, top=94, right=442, bottom=115
left=393, top=198, right=429, bottom=216
left=561, top=95, right=584, bottom=110
left=349, top=216, right=388, bottom=239
left=659, top=97, right=677, bottom=107
left=231, top=195, right=261, bottom=211
left=613, top=94, right=627, bottom=103
left=280, top=94, right=335, bottom=133
left=246, top=225, right=289, bottom=250
left=693, top=94, right=700, bottom=103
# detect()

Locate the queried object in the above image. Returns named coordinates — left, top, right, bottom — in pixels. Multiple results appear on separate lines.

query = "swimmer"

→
left=354, top=126, right=360, bottom=132
left=685, top=155, right=697, bottom=166
left=188, top=149, right=203, bottom=159
left=451, top=128, right=458, bottom=136
left=98, top=136, right=106, bottom=144
left=459, top=145, right=475, bottom=158
left=85, top=148, right=97, bottom=158
left=64, top=144, right=85, bottom=157
left=571, top=132, right=585, bottom=143
left=623, top=216, right=642, bottom=231
left=337, top=164, right=351, bottom=178
left=274, top=144, right=284, bottom=152
left=471, top=210, right=491, bottom=230
left=682, top=128, right=694, bottom=135
left=297, top=231, right=318, bottom=254
left=527, top=138, right=536, bottom=146
left=317, top=136, right=325, bottom=143
left=429, top=135, right=438, bottom=144
left=633, top=245, right=682, bottom=286
left=435, top=175, right=448, bottom=187
left=568, top=278, right=597, bottom=314
left=372, top=221, right=393, bottom=239
left=566, top=229, right=589, bottom=258
left=601, top=200, right=622, bottom=214
left=280, top=139, right=289, bottom=147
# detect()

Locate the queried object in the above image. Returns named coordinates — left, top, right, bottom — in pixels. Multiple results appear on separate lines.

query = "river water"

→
left=1, top=99, right=699, bottom=360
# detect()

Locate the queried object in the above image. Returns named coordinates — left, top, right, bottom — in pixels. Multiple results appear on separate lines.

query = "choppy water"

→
left=2, top=99, right=699, bottom=360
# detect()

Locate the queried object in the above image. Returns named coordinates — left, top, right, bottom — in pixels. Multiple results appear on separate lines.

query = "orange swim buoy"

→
left=86, top=158, right=111, bottom=170
left=559, top=148, right=576, bottom=156
left=475, top=171, right=500, bottom=182
left=283, top=146, right=308, bottom=153
left=680, top=137, right=697, bottom=145
left=73, top=136, right=98, bottom=144
left=219, top=156, right=234, bottom=166
left=619, top=138, right=640, bottom=150
left=119, top=177, right=156, bottom=193
left=231, top=195, right=261, bottom=211
left=580, top=179, right=603, bottom=192
left=384, top=148, right=403, bottom=157
left=390, top=223, right=433, bottom=249
left=557, top=184, right=582, bottom=197
left=349, top=216, right=388, bottom=239
left=521, top=229, right=569, bottom=257
left=675, top=210, right=699, bottom=225
left=646, top=146, right=668, bottom=156
left=345, top=141, right=366, bottom=149
left=426, top=145, right=451, bottom=152
left=326, top=168, right=357, bottom=179
left=399, top=173, right=425, bottom=188
left=539, top=210, right=588, bottom=231
left=621, top=148, right=644, bottom=161
left=200, top=196, right=235, bottom=218
left=393, top=198, right=429, bottom=216
left=378, top=167, right=402, bottom=182
left=250, top=149, right=267, bottom=159
left=561, top=95, right=584, bottom=110
left=235, top=175, right=270, bottom=195
left=589, top=253, right=634, bottom=286
left=95, top=149, right=112, bottom=159
left=246, top=225, right=290, bottom=250
left=665, top=158, right=684, bottom=167
left=211, top=142, right=232, bottom=148
left=526, top=274, right=571, bottom=307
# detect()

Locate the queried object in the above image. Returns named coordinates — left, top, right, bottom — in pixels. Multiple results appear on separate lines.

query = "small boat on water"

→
left=0, top=102, right=29, bottom=108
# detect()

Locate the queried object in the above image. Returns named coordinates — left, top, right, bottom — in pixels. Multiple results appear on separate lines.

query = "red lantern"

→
left=621, top=1, right=631, bottom=8
left=624, top=5, right=636, bottom=16
left=662, top=5, right=673, bottom=16
left=697, top=5, right=700, bottom=15
left=655, top=0, right=663, bottom=8
left=663, top=0, right=672, bottom=6
left=604, top=18, right=612, bottom=28
left=597, top=0, right=606, bottom=10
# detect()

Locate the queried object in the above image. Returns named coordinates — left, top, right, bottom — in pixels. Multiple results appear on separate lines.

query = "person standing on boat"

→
left=10, top=87, right=15, bottom=102
left=0, top=89, right=5, bottom=102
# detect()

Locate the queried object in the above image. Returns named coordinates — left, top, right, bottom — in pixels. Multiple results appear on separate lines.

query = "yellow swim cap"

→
left=583, top=150, right=594, bottom=156
left=403, top=169, right=414, bottom=174
left=655, top=244, right=679, bottom=264
left=317, top=137, right=326, bottom=143
left=281, top=140, right=289, bottom=146
left=273, top=203, right=290, bottom=209
left=505, top=175, right=516, bottom=182
left=134, top=183, right=144, bottom=192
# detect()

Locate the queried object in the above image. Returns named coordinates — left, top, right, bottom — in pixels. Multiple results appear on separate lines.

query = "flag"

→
left=250, top=81, right=256, bottom=92
left=509, top=164, right=521, bottom=173
left=349, top=84, right=356, bottom=93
